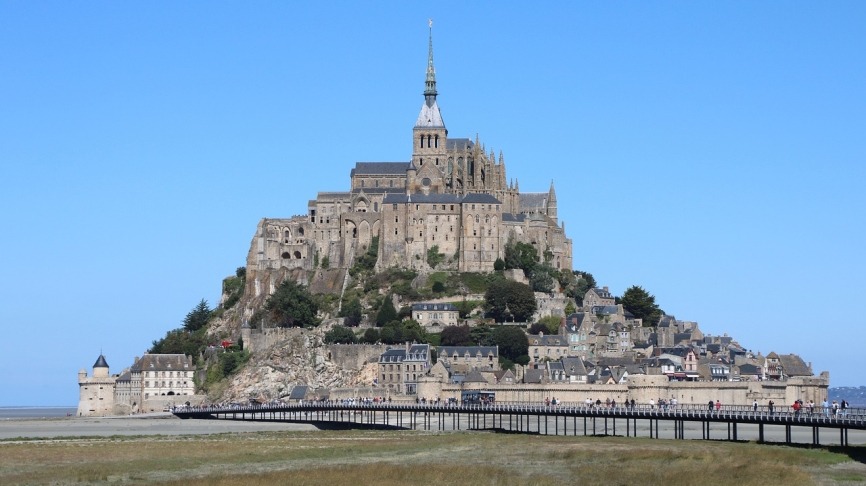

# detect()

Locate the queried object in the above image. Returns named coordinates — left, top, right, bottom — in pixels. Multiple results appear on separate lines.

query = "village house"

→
left=436, top=345, right=499, bottom=374
left=412, top=303, right=459, bottom=328
left=378, top=343, right=431, bottom=395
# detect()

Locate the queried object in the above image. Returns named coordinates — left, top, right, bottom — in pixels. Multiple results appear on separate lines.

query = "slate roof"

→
left=519, top=193, right=548, bottom=210
left=560, top=357, right=588, bottom=376
left=462, top=193, right=501, bottom=204
left=592, top=305, right=620, bottom=316
left=524, top=368, right=545, bottom=384
left=529, top=334, right=567, bottom=346
left=501, top=213, right=527, bottom=223
left=438, top=346, right=498, bottom=358
left=591, top=287, right=614, bottom=299
left=674, top=333, right=693, bottom=343
left=563, top=313, right=587, bottom=332
left=351, top=162, right=411, bottom=176
left=737, top=363, right=762, bottom=375
left=779, top=354, right=812, bottom=376
left=316, top=191, right=352, bottom=200
left=415, top=100, right=445, bottom=127
left=463, top=369, right=488, bottom=383
left=413, top=303, right=458, bottom=312
left=446, top=138, right=474, bottom=150
left=93, top=354, right=109, bottom=368
left=379, top=344, right=430, bottom=363
left=131, top=354, right=193, bottom=371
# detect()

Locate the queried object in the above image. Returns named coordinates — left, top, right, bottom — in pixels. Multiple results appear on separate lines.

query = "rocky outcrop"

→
left=217, top=319, right=377, bottom=402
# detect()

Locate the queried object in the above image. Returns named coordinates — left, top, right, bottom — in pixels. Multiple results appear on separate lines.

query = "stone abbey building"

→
left=247, top=27, right=572, bottom=283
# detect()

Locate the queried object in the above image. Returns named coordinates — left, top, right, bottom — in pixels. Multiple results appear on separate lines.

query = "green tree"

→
left=527, top=322, right=548, bottom=335
left=361, top=328, right=381, bottom=344
left=565, top=270, right=597, bottom=301
left=538, top=315, right=561, bottom=334
left=504, top=240, right=539, bottom=276
left=529, top=264, right=556, bottom=293
left=490, top=326, right=529, bottom=365
left=454, top=300, right=480, bottom=319
left=265, top=280, right=320, bottom=328
left=564, top=300, right=577, bottom=315
left=323, top=325, right=358, bottom=344
left=470, top=324, right=494, bottom=346
left=440, top=325, right=473, bottom=346
left=339, top=297, right=363, bottom=327
left=484, top=279, right=537, bottom=322
left=620, top=285, right=663, bottom=327
left=183, top=299, right=212, bottom=332
left=426, top=245, right=445, bottom=268
left=376, top=295, right=398, bottom=327
left=493, top=258, right=506, bottom=271
left=149, top=328, right=207, bottom=357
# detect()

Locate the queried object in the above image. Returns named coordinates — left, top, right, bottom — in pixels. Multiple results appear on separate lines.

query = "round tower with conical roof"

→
left=76, top=353, right=117, bottom=416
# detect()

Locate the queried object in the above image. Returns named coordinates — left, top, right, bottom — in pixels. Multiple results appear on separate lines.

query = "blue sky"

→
left=1, top=2, right=863, bottom=406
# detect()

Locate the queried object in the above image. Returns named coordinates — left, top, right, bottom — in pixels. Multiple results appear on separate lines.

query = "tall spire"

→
left=415, top=20, right=445, bottom=128
left=424, top=19, right=437, bottom=105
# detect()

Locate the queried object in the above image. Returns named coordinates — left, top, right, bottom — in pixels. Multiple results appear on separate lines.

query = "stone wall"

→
left=416, top=373, right=828, bottom=408
left=325, top=344, right=389, bottom=371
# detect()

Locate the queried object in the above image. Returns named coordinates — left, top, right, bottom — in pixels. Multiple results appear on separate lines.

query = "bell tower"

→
left=412, top=20, right=447, bottom=183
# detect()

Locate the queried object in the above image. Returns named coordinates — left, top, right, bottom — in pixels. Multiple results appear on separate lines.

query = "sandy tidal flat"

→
left=0, top=413, right=315, bottom=440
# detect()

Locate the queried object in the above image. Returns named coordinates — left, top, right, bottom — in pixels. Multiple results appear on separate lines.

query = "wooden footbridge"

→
left=173, top=402, right=866, bottom=447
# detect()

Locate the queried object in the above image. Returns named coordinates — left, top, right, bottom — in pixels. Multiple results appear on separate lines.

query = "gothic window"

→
left=374, top=202, right=378, bottom=212
left=390, top=180, right=394, bottom=187
left=485, top=215, right=489, bottom=223
left=434, top=134, right=439, bottom=148
left=475, top=215, right=479, bottom=223
left=298, top=227, right=304, bottom=235
left=361, top=180, right=365, bottom=187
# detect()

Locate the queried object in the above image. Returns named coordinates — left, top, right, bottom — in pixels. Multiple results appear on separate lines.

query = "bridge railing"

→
left=170, top=401, right=865, bottom=426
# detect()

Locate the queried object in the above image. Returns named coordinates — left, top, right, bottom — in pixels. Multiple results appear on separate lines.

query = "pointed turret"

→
left=547, top=180, right=558, bottom=220
left=92, top=354, right=109, bottom=378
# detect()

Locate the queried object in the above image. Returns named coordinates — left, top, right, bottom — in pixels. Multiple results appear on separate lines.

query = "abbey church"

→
left=247, top=27, right=572, bottom=281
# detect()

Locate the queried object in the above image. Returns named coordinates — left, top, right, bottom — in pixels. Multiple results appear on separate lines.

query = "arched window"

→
left=434, top=134, right=439, bottom=148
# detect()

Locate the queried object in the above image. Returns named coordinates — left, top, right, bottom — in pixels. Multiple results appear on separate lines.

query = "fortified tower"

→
left=77, top=354, right=117, bottom=417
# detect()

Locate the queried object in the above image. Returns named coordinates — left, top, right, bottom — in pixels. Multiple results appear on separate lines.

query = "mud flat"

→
left=0, top=413, right=315, bottom=440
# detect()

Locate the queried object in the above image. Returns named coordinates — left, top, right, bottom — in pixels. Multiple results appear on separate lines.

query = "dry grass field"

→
left=1, top=430, right=865, bottom=485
